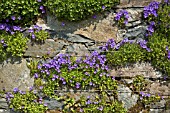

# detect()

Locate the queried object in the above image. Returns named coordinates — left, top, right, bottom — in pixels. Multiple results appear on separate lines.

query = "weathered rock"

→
left=124, top=25, right=147, bottom=39
left=117, top=84, right=138, bottom=110
left=44, top=98, right=64, bottom=110
left=117, top=0, right=162, bottom=8
left=110, top=62, right=163, bottom=78
left=0, top=58, right=33, bottom=92
left=0, top=96, right=8, bottom=110
left=148, top=82, right=170, bottom=96
left=150, top=99, right=166, bottom=109
left=24, top=39, right=67, bottom=57
left=66, top=43, right=90, bottom=56
left=66, top=33, right=95, bottom=44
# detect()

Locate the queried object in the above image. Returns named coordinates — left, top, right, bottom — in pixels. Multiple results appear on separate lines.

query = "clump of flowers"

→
left=114, top=10, right=129, bottom=28
left=166, top=46, right=170, bottom=59
left=139, top=92, right=162, bottom=105
left=28, top=25, right=49, bottom=42
left=146, top=21, right=156, bottom=36
left=143, top=1, right=160, bottom=19
left=5, top=87, right=48, bottom=113
left=143, top=1, right=160, bottom=36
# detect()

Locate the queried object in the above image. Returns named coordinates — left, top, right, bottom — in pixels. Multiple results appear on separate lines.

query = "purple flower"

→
left=102, top=6, right=106, bottom=10
left=1, top=39, right=4, bottom=44
left=115, top=10, right=129, bottom=24
left=89, top=82, right=93, bottom=86
left=34, top=73, right=38, bottom=78
left=143, top=1, right=160, bottom=18
left=18, top=16, right=21, bottom=20
left=166, top=46, right=169, bottom=51
left=93, top=15, right=97, bottom=19
left=86, top=99, right=91, bottom=105
left=76, top=82, right=81, bottom=89
left=37, top=0, right=42, bottom=2
left=29, top=86, right=33, bottom=91
left=28, top=29, right=34, bottom=33
left=98, top=106, right=103, bottom=111
left=11, top=16, right=16, bottom=20
left=32, top=34, right=35, bottom=39
left=13, top=26, right=21, bottom=31
left=167, top=50, right=170, bottom=59
left=0, top=23, right=5, bottom=30
left=39, top=86, right=43, bottom=89
left=39, top=6, right=44, bottom=10
left=13, top=87, right=19, bottom=93
left=80, top=108, right=83, bottom=112
left=44, top=103, right=48, bottom=106
left=6, top=19, right=9, bottom=22
left=61, top=22, right=65, bottom=26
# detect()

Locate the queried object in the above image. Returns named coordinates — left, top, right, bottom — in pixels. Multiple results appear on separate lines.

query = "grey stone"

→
left=0, top=58, right=33, bottom=92
left=66, top=43, right=90, bottom=56
left=24, top=39, right=67, bottom=57
left=44, top=98, right=64, bottom=110
left=124, top=26, right=147, bottom=39
left=0, top=98, right=8, bottom=109
left=117, top=84, right=138, bottom=110
left=150, top=99, right=166, bottom=109
left=150, top=109, right=164, bottom=113
left=66, top=34, right=95, bottom=43
left=110, top=62, right=163, bottom=79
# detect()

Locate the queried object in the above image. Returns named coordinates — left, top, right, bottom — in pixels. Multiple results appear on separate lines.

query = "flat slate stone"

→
left=0, top=58, right=33, bottom=92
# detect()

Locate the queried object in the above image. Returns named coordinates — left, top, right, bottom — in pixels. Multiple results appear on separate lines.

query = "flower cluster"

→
left=139, top=91, right=151, bottom=100
left=36, top=50, right=114, bottom=90
left=0, top=39, right=7, bottom=47
left=143, top=1, right=160, bottom=18
left=146, top=21, right=156, bottom=36
left=39, top=5, right=45, bottom=14
left=114, top=10, right=129, bottom=25
left=27, top=25, right=49, bottom=42
left=137, top=39, right=151, bottom=52
left=166, top=46, right=170, bottom=59
left=0, top=23, right=23, bottom=34
left=6, top=87, right=48, bottom=113
left=100, top=38, right=150, bottom=52
left=28, top=25, right=42, bottom=39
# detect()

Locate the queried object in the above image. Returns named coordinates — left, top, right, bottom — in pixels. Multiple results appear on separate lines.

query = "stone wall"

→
left=0, top=0, right=169, bottom=113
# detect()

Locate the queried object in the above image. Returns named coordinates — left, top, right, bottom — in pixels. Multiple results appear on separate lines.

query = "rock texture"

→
left=0, top=58, right=34, bottom=92
left=117, top=0, right=162, bottom=7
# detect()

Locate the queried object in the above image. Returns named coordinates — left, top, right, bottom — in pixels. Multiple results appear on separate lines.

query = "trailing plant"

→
left=28, top=25, right=49, bottom=43
left=131, top=75, right=148, bottom=92
left=6, top=87, right=48, bottom=113
left=33, top=52, right=118, bottom=97
left=103, top=38, right=148, bottom=67
left=114, top=9, right=129, bottom=28
left=45, top=0, right=119, bottom=21
left=0, top=31, right=28, bottom=62
left=0, top=0, right=45, bottom=26
left=62, top=95, right=126, bottom=113
left=139, top=92, right=162, bottom=105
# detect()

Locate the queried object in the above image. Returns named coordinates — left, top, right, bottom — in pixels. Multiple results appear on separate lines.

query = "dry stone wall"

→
left=0, top=0, right=169, bottom=113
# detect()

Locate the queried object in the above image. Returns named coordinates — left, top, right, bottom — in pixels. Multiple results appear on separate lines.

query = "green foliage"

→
left=131, top=75, right=148, bottom=92
left=34, top=30, right=49, bottom=42
left=139, top=93, right=162, bottom=105
left=6, top=32, right=28, bottom=57
left=106, top=43, right=146, bottom=66
left=0, top=32, right=28, bottom=62
left=0, top=0, right=44, bottom=26
left=156, top=2, right=170, bottom=36
left=9, top=90, right=48, bottom=113
left=45, top=0, right=119, bottom=21
left=74, top=95, right=127, bottom=113
left=27, top=59, right=40, bottom=77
